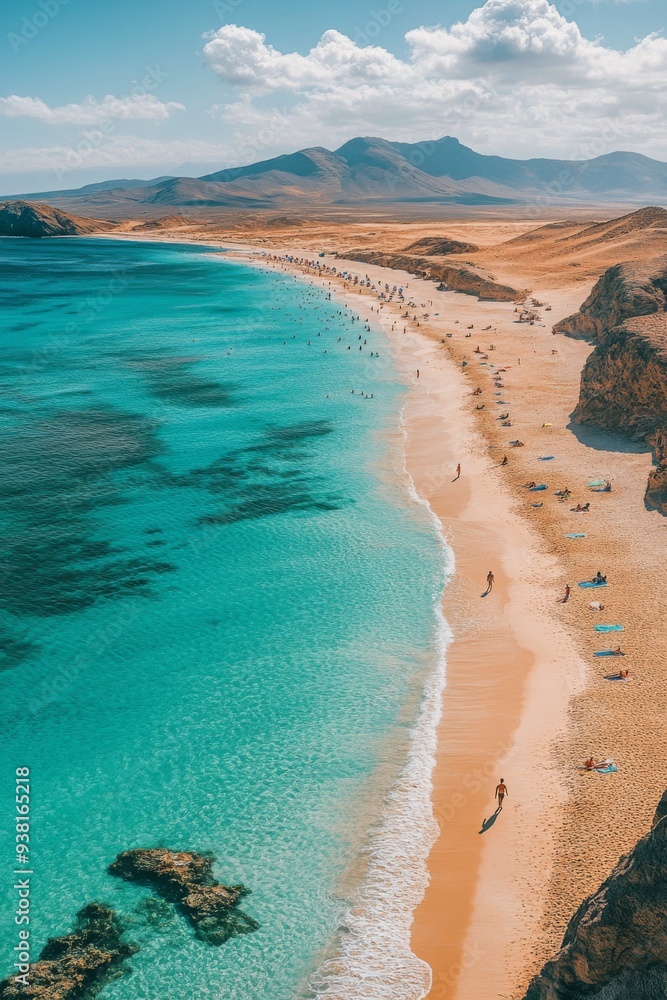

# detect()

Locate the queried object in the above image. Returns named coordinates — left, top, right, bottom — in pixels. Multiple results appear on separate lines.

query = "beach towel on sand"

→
left=579, top=581, right=607, bottom=588
left=588, top=601, right=603, bottom=610
left=596, top=764, right=618, bottom=774
left=566, top=533, right=586, bottom=538
left=588, top=479, right=606, bottom=487
left=595, top=624, right=623, bottom=632
left=539, top=456, right=554, bottom=460
left=605, top=674, right=631, bottom=682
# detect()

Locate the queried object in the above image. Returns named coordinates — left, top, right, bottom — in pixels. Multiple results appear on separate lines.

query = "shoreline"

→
left=240, top=245, right=665, bottom=998
left=240, top=249, right=583, bottom=997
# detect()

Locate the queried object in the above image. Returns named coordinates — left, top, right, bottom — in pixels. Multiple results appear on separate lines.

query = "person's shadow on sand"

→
left=479, top=809, right=501, bottom=834
left=481, top=586, right=492, bottom=598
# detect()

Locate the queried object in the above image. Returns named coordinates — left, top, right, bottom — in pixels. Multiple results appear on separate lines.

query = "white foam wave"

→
left=311, top=408, right=454, bottom=1000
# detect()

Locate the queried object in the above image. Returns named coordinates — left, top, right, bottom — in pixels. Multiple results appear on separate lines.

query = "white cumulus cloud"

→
left=0, top=94, right=185, bottom=125
left=203, top=25, right=411, bottom=90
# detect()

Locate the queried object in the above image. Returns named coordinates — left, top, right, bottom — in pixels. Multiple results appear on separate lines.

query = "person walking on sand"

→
left=486, top=570, right=494, bottom=592
left=455, top=463, right=461, bottom=480
left=562, top=584, right=571, bottom=603
left=416, top=369, right=420, bottom=378
left=495, top=779, right=508, bottom=810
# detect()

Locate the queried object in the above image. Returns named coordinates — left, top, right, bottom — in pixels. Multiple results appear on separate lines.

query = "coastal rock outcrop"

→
left=108, top=848, right=258, bottom=945
left=0, top=200, right=113, bottom=237
left=555, top=257, right=667, bottom=513
left=344, top=250, right=523, bottom=301
left=402, top=236, right=479, bottom=256
left=522, top=790, right=667, bottom=1000
left=553, top=257, right=667, bottom=341
left=0, top=903, right=136, bottom=1000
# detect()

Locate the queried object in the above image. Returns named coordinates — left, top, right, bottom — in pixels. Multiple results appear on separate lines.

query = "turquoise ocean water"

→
left=0, top=238, right=446, bottom=1000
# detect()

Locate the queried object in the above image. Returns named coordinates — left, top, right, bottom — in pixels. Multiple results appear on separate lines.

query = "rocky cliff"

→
left=554, top=258, right=667, bottom=341
left=554, top=258, right=667, bottom=513
left=523, top=790, right=667, bottom=1000
left=0, top=200, right=114, bottom=237
left=344, top=249, right=523, bottom=301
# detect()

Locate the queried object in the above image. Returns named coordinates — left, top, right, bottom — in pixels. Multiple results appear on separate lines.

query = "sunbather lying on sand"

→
left=511, top=441, right=525, bottom=447
left=583, top=757, right=611, bottom=771
left=524, top=481, right=537, bottom=489
left=571, top=503, right=590, bottom=512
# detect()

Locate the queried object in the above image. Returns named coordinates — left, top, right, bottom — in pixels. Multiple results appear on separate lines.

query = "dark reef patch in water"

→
left=0, top=626, right=39, bottom=670
left=124, top=355, right=240, bottom=409
left=0, top=406, right=176, bottom=617
left=172, top=419, right=346, bottom=526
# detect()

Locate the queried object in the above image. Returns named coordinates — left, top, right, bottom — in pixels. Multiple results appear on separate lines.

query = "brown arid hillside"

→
left=0, top=200, right=117, bottom=237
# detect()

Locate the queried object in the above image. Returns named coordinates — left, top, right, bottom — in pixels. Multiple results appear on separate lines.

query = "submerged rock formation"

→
left=108, top=848, right=258, bottom=945
left=0, top=903, right=136, bottom=1000
left=523, top=790, right=667, bottom=1000
left=344, top=249, right=523, bottom=301
left=0, top=200, right=113, bottom=237
left=555, top=257, right=667, bottom=513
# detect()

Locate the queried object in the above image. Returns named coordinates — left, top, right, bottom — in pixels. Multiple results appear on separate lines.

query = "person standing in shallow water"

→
left=495, top=779, right=508, bottom=811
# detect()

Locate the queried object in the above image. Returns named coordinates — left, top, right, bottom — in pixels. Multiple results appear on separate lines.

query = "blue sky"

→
left=0, top=0, right=665, bottom=194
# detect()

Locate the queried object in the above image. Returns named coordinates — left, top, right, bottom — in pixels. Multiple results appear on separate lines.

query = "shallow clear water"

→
left=0, top=239, right=446, bottom=999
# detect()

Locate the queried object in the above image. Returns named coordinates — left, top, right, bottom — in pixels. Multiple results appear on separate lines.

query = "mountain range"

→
left=7, top=136, right=667, bottom=212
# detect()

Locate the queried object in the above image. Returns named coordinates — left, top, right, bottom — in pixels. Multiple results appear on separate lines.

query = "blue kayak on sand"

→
left=530, top=484, right=548, bottom=491
left=579, top=581, right=607, bottom=588
left=595, top=624, right=624, bottom=633
left=595, top=650, right=623, bottom=657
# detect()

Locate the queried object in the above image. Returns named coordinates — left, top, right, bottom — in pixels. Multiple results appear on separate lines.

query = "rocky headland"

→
left=523, top=790, right=667, bottom=999
left=0, top=903, right=136, bottom=1000
left=108, top=848, right=258, bottom=945
left=554, top=257, right=667, bottom=513
left=0, top=201, right=116, bottom=238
